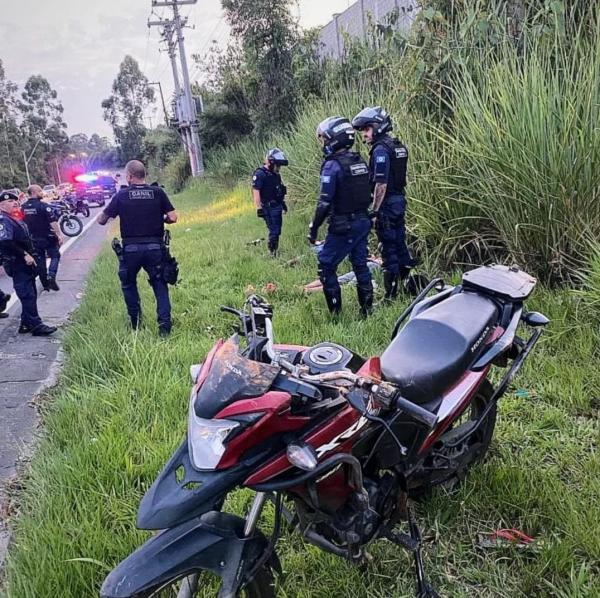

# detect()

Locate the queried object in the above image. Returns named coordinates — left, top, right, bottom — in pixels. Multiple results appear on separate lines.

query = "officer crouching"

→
left=0, top=191, right=57, bottom=335
left=307, top=117, right=374, bottom=316
left=98, top=160, right=178, bottom=336
left=252, top=148, right=289, bottom=257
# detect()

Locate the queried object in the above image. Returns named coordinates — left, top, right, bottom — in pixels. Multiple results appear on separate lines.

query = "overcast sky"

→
left=0, top=0, right=353, bottom=140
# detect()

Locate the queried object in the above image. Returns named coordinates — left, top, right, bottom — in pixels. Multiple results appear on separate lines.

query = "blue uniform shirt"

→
left=252, top=167, right=285, bottom=205
left=318, top=159, right=344, bottom=207
left=0, top=212, right=32, bottom=261
left=371, top=144, right=391, bottom=186
left=21, top=198, right=57, bottom=240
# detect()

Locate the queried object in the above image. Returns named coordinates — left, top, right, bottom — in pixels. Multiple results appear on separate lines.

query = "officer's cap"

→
left=0, top=191, right=19, bottom=202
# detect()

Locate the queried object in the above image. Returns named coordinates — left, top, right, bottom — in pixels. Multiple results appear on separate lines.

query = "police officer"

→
left=22, top=184, right=64, bottom=291
left=98, top=160, right=178, bottom=336
left=352, top=106, right=414, bottom=300
left=0, top=191, right=57, bottom=335
left=252, top=148, right=289, bottom=257
left=307, top=117, right=374, bottom=316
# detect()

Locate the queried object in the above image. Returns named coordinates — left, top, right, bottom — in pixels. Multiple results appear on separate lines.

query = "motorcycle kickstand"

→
left=406, top=506, right=440, bottom=598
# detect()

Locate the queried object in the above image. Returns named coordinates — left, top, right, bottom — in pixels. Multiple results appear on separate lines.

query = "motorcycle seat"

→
left=380, top=292, right=499, bottom=404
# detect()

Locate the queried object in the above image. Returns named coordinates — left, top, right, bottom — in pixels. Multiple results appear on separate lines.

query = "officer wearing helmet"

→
left=252, top=148, right=289, bottom=257
left=352, top=106, right=413, bottom=300
left=0, top=191, right=57, bottom=335
left=307, top=117, right=374, bottom=316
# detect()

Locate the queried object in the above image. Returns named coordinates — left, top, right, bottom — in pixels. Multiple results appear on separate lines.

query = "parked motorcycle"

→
left=52, top=200, right=84, bottom=237
left=65, top=193, right=91, bottom=218
left=101, top=264, right=548, bottom=598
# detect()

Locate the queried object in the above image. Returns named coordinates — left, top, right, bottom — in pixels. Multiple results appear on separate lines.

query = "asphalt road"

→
left=0, top=206, right=109, bottom=569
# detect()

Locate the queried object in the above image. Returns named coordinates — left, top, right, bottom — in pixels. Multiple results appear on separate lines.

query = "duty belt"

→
left=123, top=243, right=163, bottom=253
left=122, top=236, right=164, bottom=246
left=332, top=210, right=369, bottom=220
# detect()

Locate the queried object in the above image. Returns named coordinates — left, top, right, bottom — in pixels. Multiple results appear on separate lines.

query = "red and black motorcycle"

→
left=101, top=264, right=548, bottom=598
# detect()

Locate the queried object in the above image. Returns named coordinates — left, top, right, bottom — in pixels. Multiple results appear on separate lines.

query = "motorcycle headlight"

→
left=188, top=396, right=239, bottom=471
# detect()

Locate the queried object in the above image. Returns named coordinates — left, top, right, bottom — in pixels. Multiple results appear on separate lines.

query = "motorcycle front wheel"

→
left=148, top=567, right=275, bottom=598
left=408, top=379, right=496, bottom=497
left=60, top=215, right=83, bottom=237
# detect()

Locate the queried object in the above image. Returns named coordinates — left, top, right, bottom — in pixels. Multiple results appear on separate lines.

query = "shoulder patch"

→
left=376, top=155, right=386, bottom=163
left=395, top=147, right=408, bottom=158
left=252, top=175, right=257, bottom=181
left=46, top=206, right=52, bottom=213
left=320, top=175, right=331, bottom=184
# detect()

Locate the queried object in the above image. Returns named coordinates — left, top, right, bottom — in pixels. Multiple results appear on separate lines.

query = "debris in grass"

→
left=246, top=238, right=264, bottom=246
left=477, top=528, right=535, bottom=549
left=263, top=282, right=278, bottom=294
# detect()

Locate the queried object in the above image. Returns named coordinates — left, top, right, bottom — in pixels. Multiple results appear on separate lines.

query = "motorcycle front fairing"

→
left=138, top=337, right=282, bottom=530
left=137, top=438, right=272, bottom=530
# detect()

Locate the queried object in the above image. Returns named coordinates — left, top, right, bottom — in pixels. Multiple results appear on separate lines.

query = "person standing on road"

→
left=98, top=160, right=178, bottom=336
left=0, top=191, right=56, bottom=335
left=352, top=106, right=414, bottom=301
left=21, top=185, right=64, bottom=292
left=307, top=117, right=374, bottom=316
left=252, top=148, right=289, bottom=257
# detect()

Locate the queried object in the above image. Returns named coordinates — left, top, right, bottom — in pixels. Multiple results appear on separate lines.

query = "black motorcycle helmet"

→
left=351, top=106, right=393, bottom=138
left=266, top=148, right=289, bottom=167
left=316, top=116, right=356, bottom=156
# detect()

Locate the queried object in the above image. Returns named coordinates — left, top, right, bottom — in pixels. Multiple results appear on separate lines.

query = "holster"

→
left=111, top=238, right=123, bottom=257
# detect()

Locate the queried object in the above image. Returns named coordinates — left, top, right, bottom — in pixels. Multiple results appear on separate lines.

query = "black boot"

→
left=399, top=266, right=411, bottom=282
left=384, top=271, right=399, bottom=300
left=31, top=323, right=58, bottom=336
left=268, top=238, right=279, bottom=257
left=323, top=288, right=342, bottom=314
left=47, top=277, right=60, bottom=292
left=357, top=284, right=374, bottom=317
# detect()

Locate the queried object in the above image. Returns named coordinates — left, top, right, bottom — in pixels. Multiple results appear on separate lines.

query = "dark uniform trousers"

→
left=318, top=216, right=372, bottom=297
left=377, top=194, right=412, bottom=277
left=33, top=237, right=61, bottom=284
left=262, top=202, right=283, bottom=249
left=118, top=243, right=171, bottom=329
left=3, top=260, right=42, bottom=329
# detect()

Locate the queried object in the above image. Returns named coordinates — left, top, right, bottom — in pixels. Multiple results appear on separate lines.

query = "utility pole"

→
left=149, top=0, right=204, bottom=177
left=22, top=138, right=42, bottom=186
left=148, top=81, right=170, bottom=126
left=55, top=158, right=62, bottom=184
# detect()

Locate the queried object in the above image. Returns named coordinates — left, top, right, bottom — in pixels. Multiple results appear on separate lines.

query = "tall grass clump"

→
left=204, top=3, right=600, bottom=285
left=428, top=25, right=600, bottom=283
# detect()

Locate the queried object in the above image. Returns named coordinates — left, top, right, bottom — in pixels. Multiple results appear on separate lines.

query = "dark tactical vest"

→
left=329, top=152, right=371, bottom=215
left=370, top=136, right=408, bottom=195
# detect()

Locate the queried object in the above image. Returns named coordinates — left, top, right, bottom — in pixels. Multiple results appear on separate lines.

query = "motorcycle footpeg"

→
left=385, top=529, right=419, bottom=552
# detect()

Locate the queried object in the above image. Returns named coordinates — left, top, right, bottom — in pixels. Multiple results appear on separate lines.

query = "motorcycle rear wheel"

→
left=147, top=566, right=275, bottom=598
left=80, top=204, right=90, bottom=218
left=409, top=379, right=496, bottom=497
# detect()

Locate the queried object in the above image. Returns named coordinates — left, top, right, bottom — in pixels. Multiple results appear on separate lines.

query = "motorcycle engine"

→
left=302, top=342, right=355, bottom=374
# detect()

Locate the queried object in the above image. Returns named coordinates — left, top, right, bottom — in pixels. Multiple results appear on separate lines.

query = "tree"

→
left=101, top=55, right=154, bottom=163
left=0, top=59, right=26, bottom=186
left=221, top=0, right=298, bottom=137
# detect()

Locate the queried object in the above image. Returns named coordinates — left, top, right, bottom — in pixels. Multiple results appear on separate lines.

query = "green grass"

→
left=2, top=181, right=599, bottom=598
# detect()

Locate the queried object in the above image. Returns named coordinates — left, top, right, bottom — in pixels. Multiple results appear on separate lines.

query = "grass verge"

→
left=3, top=180, right=599, bottom=597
